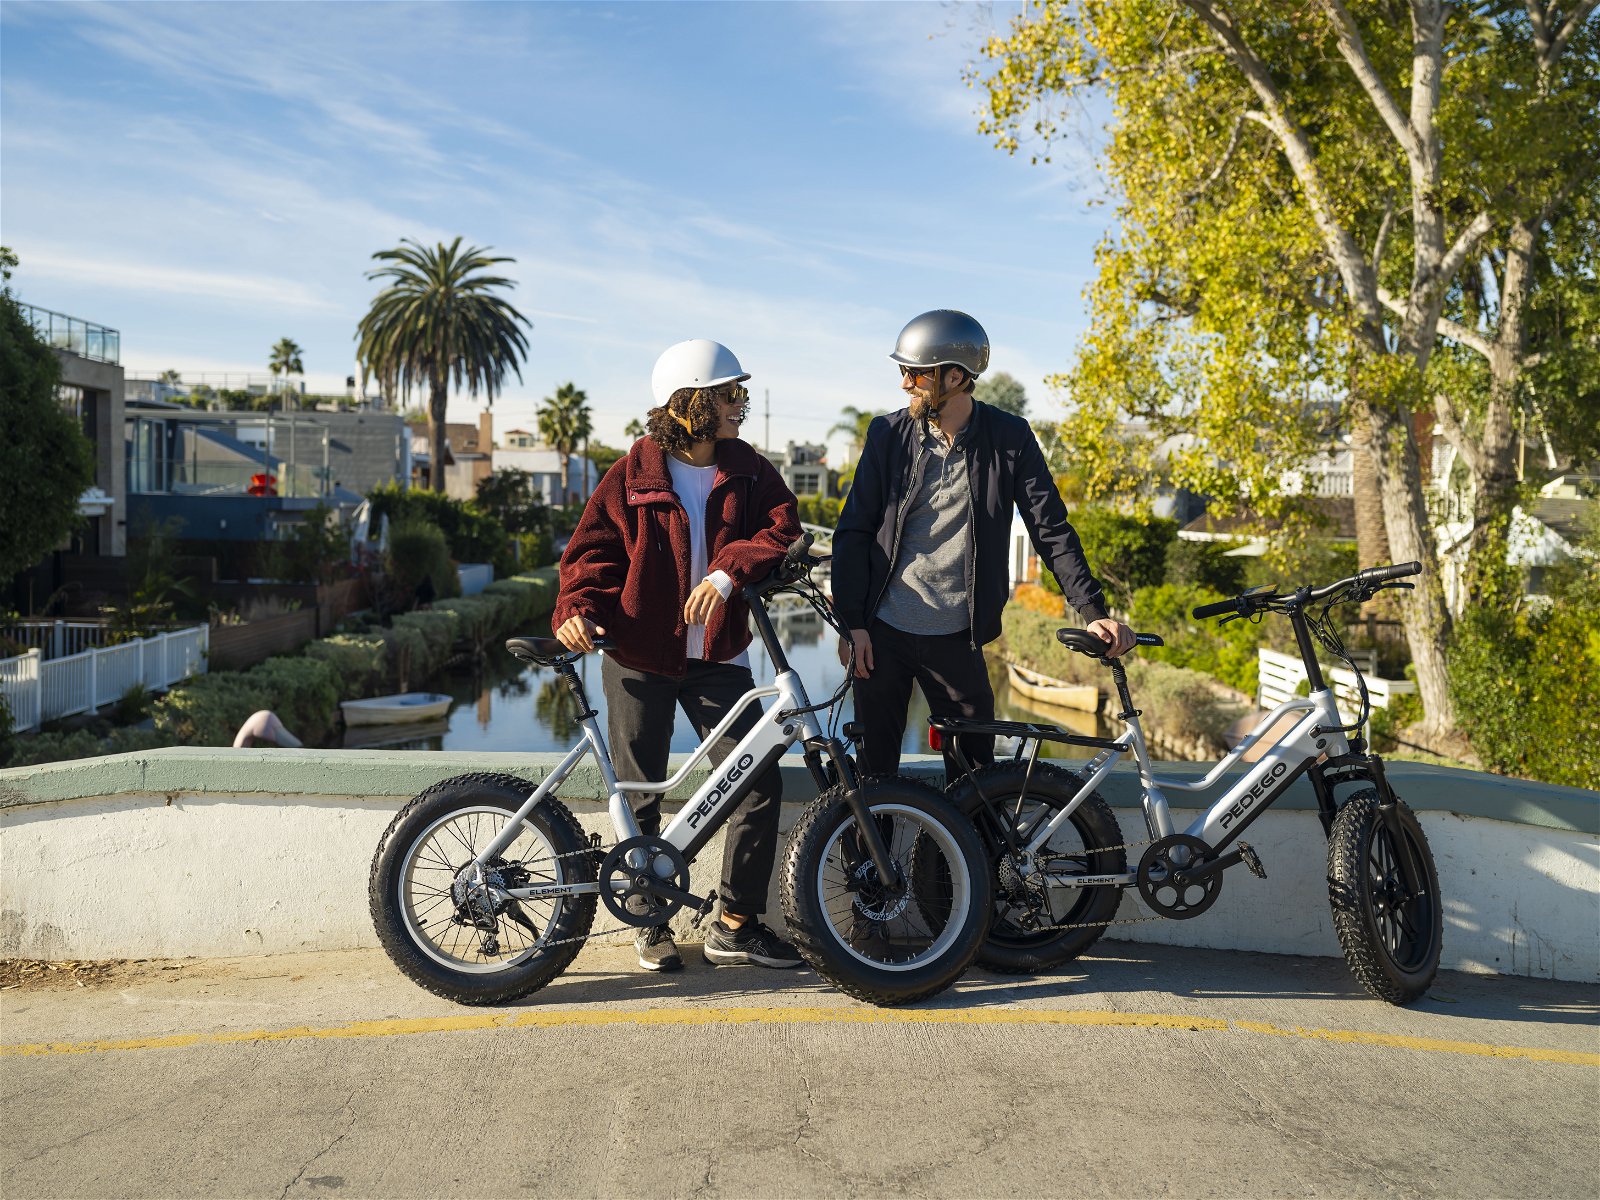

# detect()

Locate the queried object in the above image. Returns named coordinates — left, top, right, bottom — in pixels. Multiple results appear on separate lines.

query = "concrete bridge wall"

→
left=2, top=748, right=1594, bottom=981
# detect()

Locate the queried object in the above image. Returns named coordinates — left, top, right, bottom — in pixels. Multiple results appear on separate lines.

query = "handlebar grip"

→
left=1359, top=560, right=1421, bottom=585
left=784, top=531, right=815, bottom=568
left=1191, top=597, right=1239, bottom=620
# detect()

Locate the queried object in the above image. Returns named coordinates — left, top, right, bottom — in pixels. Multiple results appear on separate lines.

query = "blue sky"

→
left=2, top=1, right=1112, bottom=458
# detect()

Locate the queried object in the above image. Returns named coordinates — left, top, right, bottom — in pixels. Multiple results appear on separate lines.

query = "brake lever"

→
left=1218, top=613, right=1242, bottom=627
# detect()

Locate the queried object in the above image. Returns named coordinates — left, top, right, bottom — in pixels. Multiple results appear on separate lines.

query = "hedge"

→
left=9, top=567, right=563, bottom=763
left=1000, top=606, right=1248, bottom=757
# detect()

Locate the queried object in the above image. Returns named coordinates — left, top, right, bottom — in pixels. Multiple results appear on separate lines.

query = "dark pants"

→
left=601, top=656, right=784, bottom=917
left=852, top=618, right=995, bottom=782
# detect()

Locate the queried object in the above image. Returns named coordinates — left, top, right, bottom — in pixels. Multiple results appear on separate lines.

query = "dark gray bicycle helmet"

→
left=888, top=309, right=990, bottom=376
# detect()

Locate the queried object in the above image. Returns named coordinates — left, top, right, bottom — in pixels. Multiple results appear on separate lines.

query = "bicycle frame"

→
left=1005, top=688, right=1349, bottom=887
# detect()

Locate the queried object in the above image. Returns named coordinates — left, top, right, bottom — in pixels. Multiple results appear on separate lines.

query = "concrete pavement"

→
left=3, top=943, right=1596, bottom=1199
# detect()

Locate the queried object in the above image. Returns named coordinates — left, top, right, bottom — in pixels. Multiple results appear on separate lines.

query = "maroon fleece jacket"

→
left=552, top=436, right=801, bottom=677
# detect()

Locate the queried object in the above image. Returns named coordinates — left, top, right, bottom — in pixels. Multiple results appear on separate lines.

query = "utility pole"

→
left=764, top=389, right=770, bottom=455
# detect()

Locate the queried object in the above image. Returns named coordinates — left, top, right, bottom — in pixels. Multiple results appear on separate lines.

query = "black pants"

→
left=851, top=618, right=995, bottom=781
left=601, top=656, right=783, bottom=917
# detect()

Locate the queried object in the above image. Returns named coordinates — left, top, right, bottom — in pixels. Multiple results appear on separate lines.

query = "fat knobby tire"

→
left=369, top=772, right=597, bottom=1006
left=945, top=761, right=1127, bottom=974
left=1326, top=788, right=1442, bottom=1005
left=779, top=777, right=991, bottom=1007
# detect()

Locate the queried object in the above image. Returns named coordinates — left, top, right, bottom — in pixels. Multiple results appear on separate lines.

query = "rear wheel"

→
left=946, top=762, right=1127, bottom=974
left=780, top=778, right=991, bottom=1006
left=1327, top=789, right=1441, bottom=1005
left=369, top=772, right=597, bottom=1006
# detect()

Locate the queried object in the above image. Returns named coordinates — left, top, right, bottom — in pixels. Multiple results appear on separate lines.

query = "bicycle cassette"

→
left=598, top=836, right=691, bottom=928
left=1137, top=834, right=1222, bottom=920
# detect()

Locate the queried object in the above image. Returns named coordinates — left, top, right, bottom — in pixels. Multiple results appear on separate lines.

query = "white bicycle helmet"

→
left=650, top=339, right=750, bottom=407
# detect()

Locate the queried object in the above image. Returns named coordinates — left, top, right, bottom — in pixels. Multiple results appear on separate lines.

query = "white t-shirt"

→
left=666, top=455, right=744, bottom=665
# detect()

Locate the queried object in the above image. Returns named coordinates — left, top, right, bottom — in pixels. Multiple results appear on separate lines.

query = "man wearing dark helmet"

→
left=832, top=309, right=1134, bottom=780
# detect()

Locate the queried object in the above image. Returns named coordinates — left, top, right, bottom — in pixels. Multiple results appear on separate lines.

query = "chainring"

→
left=598, top=836, right=691, bottom=928
left=1137, top=834, right=1222, bottom=920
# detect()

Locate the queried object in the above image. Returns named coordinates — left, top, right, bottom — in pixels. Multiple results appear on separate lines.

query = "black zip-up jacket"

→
left=832, top=401, right=1109, bottom=647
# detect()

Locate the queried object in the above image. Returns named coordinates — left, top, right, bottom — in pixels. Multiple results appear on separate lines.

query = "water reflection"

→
left=340, top=608, right=1114, bottom=759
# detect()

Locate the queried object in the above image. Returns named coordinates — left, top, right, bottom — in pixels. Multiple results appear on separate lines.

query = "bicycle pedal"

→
left=689, top=890, right=719, bottom=931
left=1237, top=843, right=1267, bottom=880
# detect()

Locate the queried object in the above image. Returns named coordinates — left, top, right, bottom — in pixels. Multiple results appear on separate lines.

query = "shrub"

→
left=1164, top=539, right=1247, bottom=595
left=4, top=726, right=177, bottom=769
left=1128, top=583, right=1264, bottom=698
left=0, top=690, right=14, bottom=768
left=305, top=633, right=389, bottom=696
left=367, top=482, right=513, bottom=574
left=392, top=610, right=460, bottom=680
left=1011, top=581, right=1064, bottom=617
left=514, top=529, right=555, bottom=569
left=1049, top=507, right=1177, bottom=609
left=385, top=519, right=460, bottom=609
left=485, top=568, right=560, bottom=628
left=154, top=655, right=341, bottom=746
left=1450, top=601, right=1600, bottom=789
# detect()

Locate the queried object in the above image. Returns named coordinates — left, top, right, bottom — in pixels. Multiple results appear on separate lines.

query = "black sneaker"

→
left=635, top=924, right=682, bottom=972
left=703, top=919, right=803, bottom=968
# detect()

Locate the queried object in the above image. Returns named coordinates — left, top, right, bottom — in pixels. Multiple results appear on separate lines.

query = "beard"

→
left=908, top=392, right=945, bottom=420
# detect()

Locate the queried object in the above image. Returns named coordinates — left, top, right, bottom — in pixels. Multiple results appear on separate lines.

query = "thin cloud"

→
left=23, top=247, right=342, bottom=313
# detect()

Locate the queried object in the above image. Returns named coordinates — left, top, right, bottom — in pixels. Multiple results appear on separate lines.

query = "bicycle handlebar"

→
left=1192, top=562, right=1421, bottom=620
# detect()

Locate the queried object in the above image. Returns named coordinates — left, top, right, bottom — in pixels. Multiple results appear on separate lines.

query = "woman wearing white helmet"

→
left=552, top=339, right=804, bottom=974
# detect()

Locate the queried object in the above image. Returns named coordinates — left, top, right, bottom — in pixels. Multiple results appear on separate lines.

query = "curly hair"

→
left=644, top=386, right=722, bottom=454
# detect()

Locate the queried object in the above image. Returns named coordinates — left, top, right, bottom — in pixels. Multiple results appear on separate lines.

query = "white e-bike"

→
left=929, top=561, right=1443, bottom=1005
left=369, top=536, right=992, bottom=1007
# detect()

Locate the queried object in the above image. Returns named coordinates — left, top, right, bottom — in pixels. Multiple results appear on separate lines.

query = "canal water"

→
left=339, top=609, right=1115, bottom=761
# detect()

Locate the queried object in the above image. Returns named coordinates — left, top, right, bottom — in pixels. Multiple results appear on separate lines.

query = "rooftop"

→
left=18, top=302, right=120, bottom=365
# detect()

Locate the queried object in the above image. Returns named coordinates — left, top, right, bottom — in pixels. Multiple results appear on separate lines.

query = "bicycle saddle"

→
left=505, top=635, right=610, bottom=665
left=1055, top=628, right=1166, bottom=657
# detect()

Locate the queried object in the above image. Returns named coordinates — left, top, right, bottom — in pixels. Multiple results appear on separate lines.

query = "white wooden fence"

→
left=1257, top=646, right=1416, bottom=722
left=0, top=625, right=209, bottom=733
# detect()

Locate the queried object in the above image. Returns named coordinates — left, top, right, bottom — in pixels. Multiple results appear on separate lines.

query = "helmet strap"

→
left=673, top=390, right=700, bottom=436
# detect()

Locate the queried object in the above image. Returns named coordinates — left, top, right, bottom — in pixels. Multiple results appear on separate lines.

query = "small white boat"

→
left=1005, top=663, right=1100, bottom=712
left=340, top=692, right=453, bottom=727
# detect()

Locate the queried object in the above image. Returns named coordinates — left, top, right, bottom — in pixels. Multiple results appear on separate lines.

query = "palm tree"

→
left=268, top=338, right=304, bottom=405
left=624, top=418, right=645, bottom=441
left=356, top=237, right=531, bottom=492
left=829, top=405, right=883, bottom=479
left=537, top=382, right=593, bottom=503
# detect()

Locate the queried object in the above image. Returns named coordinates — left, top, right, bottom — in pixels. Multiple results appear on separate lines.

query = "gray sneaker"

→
left=635, top=924, right=682, bottom=972
left=703, top=919, right=803, bottom=968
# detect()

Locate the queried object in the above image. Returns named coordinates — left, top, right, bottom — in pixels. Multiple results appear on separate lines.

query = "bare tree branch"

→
left=1379, top=288, right=1495, bottom=357
left=1433, top=392, right=1487, bottom=480
left=1318, top=0, right=1418, bottom=159
left=1550, top=1, right=1600, bottom=66
left=1371, top=199, right=1396, bottom=272
left=1183, top=112, right=1248, bottom=203
left=1184, top=1, right=1384, bottom=325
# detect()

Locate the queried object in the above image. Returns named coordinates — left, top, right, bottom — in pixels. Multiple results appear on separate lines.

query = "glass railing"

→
left=18, top=303, right=121, bottom=365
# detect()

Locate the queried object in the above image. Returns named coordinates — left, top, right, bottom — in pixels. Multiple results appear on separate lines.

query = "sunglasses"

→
left=898, top=364, right=936, bottom=382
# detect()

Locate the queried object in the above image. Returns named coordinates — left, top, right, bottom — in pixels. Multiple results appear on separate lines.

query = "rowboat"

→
left=1005, top=663, right=1099, bottom=712
left=340, top=692, right=453, bottom=726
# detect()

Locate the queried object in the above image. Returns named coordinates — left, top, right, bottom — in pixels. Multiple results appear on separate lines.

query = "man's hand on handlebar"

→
left=838, top=629, right=874, bottom=678
left=554, top=615, right=604, bottom=653
left=1086, top=617, right=1136, bottom=658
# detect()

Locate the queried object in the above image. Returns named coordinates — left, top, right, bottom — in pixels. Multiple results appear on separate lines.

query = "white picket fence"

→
left=0, top=625, right=209, bottom=733
left=1257, top=646, right=1415, bottom=723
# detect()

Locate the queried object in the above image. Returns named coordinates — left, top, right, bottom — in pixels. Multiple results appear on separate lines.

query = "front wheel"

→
left=369, top=772, right=597, bottom=1006
left=780, top=778, right=991, bottom=1007
left=1327, top=789, right=1442, bottom=1005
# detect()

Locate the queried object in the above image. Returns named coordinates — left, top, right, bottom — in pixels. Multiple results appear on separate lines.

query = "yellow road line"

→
left=2, top=1006, right=1594, bottom=1067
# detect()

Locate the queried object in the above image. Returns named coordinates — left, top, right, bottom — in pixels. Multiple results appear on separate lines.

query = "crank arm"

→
left=637, top=879, right=707, bottom=910
left=1176, top=849, right=1245, bottom=886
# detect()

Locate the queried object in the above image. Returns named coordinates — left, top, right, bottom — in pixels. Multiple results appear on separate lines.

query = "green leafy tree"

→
left=975, top=1, right=1600, bottom=736
left=624, top=418, right=646, bottom=440
left=0, top=248, right=95, bottom=586
left=586, top=440, right=627, bottom=477
left=536, top=382, right=593, bottom=502
left=268, top=337, right=304, bottom=404
left=974, top=371, right=1029, bottom=418
left=356, top=237, right=531, bottom=492
left=474, top=467, right=550, bottom=536
left=829, top=405, right=885, bottom=481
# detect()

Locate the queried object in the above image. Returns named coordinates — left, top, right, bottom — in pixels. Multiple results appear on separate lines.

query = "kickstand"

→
left=689, top=890, right=719, bottom=931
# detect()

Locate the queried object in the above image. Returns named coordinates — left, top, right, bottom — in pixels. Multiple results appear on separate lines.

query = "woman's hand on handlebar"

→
left=554, top=615, right=604, bottom=653
left=684, top=579, right=727, bottom=626
left=837, top=629, right=874, bottom=678
left=1086, top=617, right=1136, bottom=658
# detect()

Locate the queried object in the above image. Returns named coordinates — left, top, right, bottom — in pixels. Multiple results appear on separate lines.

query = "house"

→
left=491, top=445, right=598, bottom=506
left=406, top=412, right=495, bottom=500
left=19, top=303, right=125, bottom=557
left=1435, top=471, right=1597, bottom=612
left=503, top=428, right=537, bottom=450
left=765, top=441, right=838, bottom=498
